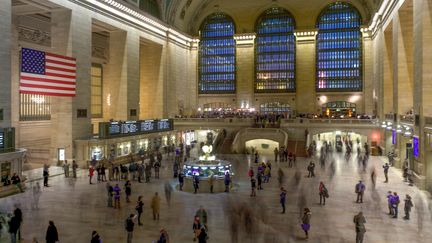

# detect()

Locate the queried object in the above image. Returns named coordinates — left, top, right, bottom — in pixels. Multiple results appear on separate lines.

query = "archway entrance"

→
left=245, top=139, right=279, bottom=155
left=322, top=101, right=356, bottom=118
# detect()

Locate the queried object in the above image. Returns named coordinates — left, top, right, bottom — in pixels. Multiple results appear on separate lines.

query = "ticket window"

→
left=137, top=139, right=149, bottom=151
left=117, top=142, right=131, bottom=157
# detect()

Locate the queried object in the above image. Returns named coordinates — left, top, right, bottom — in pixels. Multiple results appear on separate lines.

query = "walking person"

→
left=13, top=207, right=23, bottom=241
left=8, top=213, right=20, bottom=243
left=179, top=172, right=184, bottom=191
left=106, top=183, right=113, bottom=207
left=164, top=182, right=172, bottom=206
left=151, top=192, right=161, bottom=220
left=391, top=192, right=400, bottom=218
left=277, top=168, right=285, bottom=187
left=319, top=181, right=328, bottom=205
left=45, top=221, right=59, bottom=243
left=355, top=180, right=366, bottom=203
left=113, top=184, right=121, bottom=209
left=208, top=174, right=215, bottom=193
left=32, top=182, right=41, bottom=209
left=280, top=187, right=287, bottom=214
left=193, top=175, right=200, bottom=194
left=403, top=194, right=414, bottom=220
left=274, top=147, right=278, bottom=162
left=124, top=180, right=132, bottom=203
left=63, top=160, right=70, bottom=178
left=386, top=191, right=393, bottom=215
left=195, top=206, right=208, bottom=230
left=125, top=214, right=136, bottom=243
left=257, top=173, right=263, bottom=190
left=43, top=164, right=49, bottom=187
left=301, top=208, right=311, bottom=240
left=383, top=163, right=389, bottom=183
left=224, top=172, right=231, bottom=192
left=154, top=161, right=161, bottom=179
left=250, top=177, right=256, bottom=197
left=89, top=166, right=95, bottom=184
left=307, top=161, right=315, bottom=177
left=353, top=212, right=366, bottom=243
left=136, top=196, right=144, bottom=226
left=72, top=160, right=78, bottom=178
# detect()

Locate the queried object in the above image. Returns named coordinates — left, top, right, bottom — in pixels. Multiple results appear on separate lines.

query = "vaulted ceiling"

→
left=164, top=0, right=382, bottom=35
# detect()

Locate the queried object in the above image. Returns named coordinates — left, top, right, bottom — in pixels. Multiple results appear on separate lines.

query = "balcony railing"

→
left=399, top=115, right=414, bottom=124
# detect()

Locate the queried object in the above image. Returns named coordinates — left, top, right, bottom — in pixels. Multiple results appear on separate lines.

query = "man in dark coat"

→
left=45, top=221, right=59, bottom=243
left=8, top=215, right=20, bottom=243
left=353, top=212, right=366, bottom=243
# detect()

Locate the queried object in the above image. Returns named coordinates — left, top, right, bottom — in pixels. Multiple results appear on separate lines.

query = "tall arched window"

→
left=316, top=2, right=362, bottom=91
left=255, top=7, right=296, bottom=93
left=198, top=13, right=236, bottom=94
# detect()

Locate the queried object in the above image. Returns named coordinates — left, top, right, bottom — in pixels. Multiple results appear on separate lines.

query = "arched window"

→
left=316, top=2, right=362, bottom=91
left=198, top=13, right=236, bottom=94
left=255, top=7, right=296, bottom=93
left=139, top=0, right=161, bottom=18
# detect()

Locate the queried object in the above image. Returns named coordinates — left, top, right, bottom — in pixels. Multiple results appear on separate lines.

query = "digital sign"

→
left=413, top=136, right=419, bottom=158
left=0, top=132, right=4, bottom=148
left=99, top=119, right=173, bottom=138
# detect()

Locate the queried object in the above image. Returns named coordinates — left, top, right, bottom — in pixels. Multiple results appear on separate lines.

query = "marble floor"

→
left=0, top=150, right=431, bottom=243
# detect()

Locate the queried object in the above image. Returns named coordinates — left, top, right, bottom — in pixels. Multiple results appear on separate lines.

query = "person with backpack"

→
left=125, top=214, right=136, bottom=243
left=319, top=181, right=329, bottom=205
left=391, top=192, right=400, bottom=218
left=355, top=181, right=366, bottom=203
left=136, top=196, right=144, bottom=225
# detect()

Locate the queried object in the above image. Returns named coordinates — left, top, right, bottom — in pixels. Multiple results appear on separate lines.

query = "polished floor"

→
left=0, top=147, right=431, bottom=243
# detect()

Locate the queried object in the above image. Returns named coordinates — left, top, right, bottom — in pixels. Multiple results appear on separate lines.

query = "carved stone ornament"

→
left=18, top=26, right=51, bottom=46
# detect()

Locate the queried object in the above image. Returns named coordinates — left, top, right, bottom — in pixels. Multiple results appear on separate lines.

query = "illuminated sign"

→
left=0, top=132, right=3, bottom=148
left=413, top=136, right=419, bottom=158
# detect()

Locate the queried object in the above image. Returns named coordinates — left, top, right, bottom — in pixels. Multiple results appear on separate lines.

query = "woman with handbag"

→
left=301, top=208, right=311, bottom=240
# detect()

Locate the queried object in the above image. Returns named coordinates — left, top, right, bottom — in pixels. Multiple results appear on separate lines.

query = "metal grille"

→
left=19, top=93, right=51, bottom=121
left=316, top=2, right=363, bottom=92
left=198, top=13, right=236, bottom=94
left=255, top=7, right=296, bottom=93
left=91, top=63, right=103, bottom=118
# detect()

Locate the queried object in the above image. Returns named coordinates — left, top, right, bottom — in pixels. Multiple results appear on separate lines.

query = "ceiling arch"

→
left=166, top=0, right=381, bottom=35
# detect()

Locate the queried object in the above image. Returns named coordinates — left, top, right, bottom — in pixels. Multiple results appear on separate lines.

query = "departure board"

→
left=99, top=119, right=173, bottom=138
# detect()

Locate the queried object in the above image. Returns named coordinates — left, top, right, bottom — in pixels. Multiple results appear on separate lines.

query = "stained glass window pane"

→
left=316, top=2, right=362, bottom=91
left=199, top=13, right=236, bottom=94
left=255, top=7, right=296, bottom=93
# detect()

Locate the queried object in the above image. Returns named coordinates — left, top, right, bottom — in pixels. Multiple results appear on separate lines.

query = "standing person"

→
left=224, top=172, right=231, bottom=192
left=355, top=181, right=366, bottom=203
left=192, top=217, right=201, bottom=241
left=113, top=184, right=121, bottom=209
left=391, top=192, right=400, bottom=218
left=89, top=166, right=95, bottom=184
left=386, top=191, right=393, bottom=215
left=353, top=212, right=366, bottom=243
left=91, top=231, right=101, bottom=243
left=125, top=214, right=136, bottom=243
left=197, top=226, right=208, bottom=243
left=250, top=177, right=256, bottom=197
left=14, top=207, right=23, bottom=241
left=263, top=166, right=270, bottom=183
left=288, top=152, right=294, bottom=168
left=72, top=160, right=78, bottom=178
left=32, top=182, right=41, bottom=210
left=301, top=208, right=311, bottom=240
left=280, top=187, right=287, bottom=214
left=319, top=182, right=328, bottom=205
left=208, top=174, right=215, bottom=193
left=151, top=192, right=161, bottom=220
left=178, top=172, right=184, bottom=191
left=63, top=160, right=70, bottom=178
left=43, top=164, right=49, bottom=187
left=154, top=161, right=161, bottom=179
left=101, top=164, right=106, bottom=181
left=106, top=183, right=113, bottom=207
left=254, top=151, right=259, bottom=163
left=383, top=163, right=389, bottom=183
left=157, top=228, right=169, bottom=243
left=193, top=175, right=200, bottom=194
left=124, top=180, right=132, bottom=203
left=257, top=173, right=263, bottom=190
left=403, top=194, right=414, bottom=220
left=307, top=161, right=315, bottom=177
left=195, top=206, right=208, bottom=230
left=135, top=196, right=144, bottom=226
left=274, top=147, right=279, bottom=162
left=45, top=221, right=59, bottom=243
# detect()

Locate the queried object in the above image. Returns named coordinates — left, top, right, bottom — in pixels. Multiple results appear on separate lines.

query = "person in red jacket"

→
left=89, top=166, right=95, bottom=184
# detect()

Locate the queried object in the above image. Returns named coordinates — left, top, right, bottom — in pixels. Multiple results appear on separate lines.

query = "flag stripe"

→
left=19, top=86, right=76, bottom=94
left=46, top=59, right=76, bottom=67
left=20, top=80, right=76, bottom=88
left=21, top=73, right=75, bottom=82
left=21, top=76, right=76, bottom=85
left=19, top=90, right=76, bottom=97
left=20, top=83, right=76, bottom=91
left=46, top=52, right=76, bottom=61
left=46, top=55, right=76, bottom=65
left=44, top=72, right=76, bottom=79
left=45, top=66, right=76, bottom=73
left=46, top=63, right=76, bottom=71
left=45, top=68, right=76, bottom=76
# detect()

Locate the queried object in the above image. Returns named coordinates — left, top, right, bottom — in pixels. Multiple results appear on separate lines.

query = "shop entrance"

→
left=245, top=139, right=279, bottom=155
left=322, top=101, right=357, bottom=118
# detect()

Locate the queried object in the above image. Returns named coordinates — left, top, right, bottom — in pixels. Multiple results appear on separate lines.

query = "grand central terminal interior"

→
left=1, top=0, right=432, bottom=242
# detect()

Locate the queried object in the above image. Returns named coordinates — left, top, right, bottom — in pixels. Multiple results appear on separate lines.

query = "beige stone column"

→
left=50, top=9, right=92, bottom=162
left=374, top=29, right=385, bottom=119
left=383, top=26, right=394, bottom=115
left=295, top=33, right=316, bottom=114
left=363, top=36, right=374, bottom=114
left=234, top=34, right=255, bottom=109
left=0, top=0, right=12, bottom=127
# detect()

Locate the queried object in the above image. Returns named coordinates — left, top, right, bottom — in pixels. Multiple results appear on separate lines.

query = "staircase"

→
left=216, top=131, right=237, bottom=154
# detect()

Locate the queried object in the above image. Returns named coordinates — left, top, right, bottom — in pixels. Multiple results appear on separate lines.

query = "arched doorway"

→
left=322, top=101, right=356, bottom=118
left=245, top=139, right=279, bottom=155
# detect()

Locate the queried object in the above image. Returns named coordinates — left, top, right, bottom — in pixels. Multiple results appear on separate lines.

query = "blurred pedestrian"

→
left=301, top=208, right=311, bottom=239
left=151, top=192, right=161, bottom=220
left=45, top=221, right=59, bottom=243
left=404, top=194, right=414, bottom=220
left=353, top=212, right=366, bottom=243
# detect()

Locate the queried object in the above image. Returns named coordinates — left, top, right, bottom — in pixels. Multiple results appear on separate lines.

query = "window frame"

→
left=91, top=63, right=103, bottom=118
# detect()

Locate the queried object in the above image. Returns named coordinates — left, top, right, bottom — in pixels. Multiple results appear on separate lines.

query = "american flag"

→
left=20, top=48, right=76, bottom=97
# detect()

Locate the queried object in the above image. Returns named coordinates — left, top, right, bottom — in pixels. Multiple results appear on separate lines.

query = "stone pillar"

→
left=374, top=29, right=385, bottom=119
left=234, top=34, right=255, bottom=109
left=126, top=31, right=140, bottom=120
left=50, top=9, right=92, bottom=163
left=363, top=36, right=374, bottom=114
left=383, top=26, right=394, bottom=115
left=0, top=0, right=12, bottom=128
left=186, top=43, right=199, bottom=116
left=295, top=33, right=316, bottom=114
